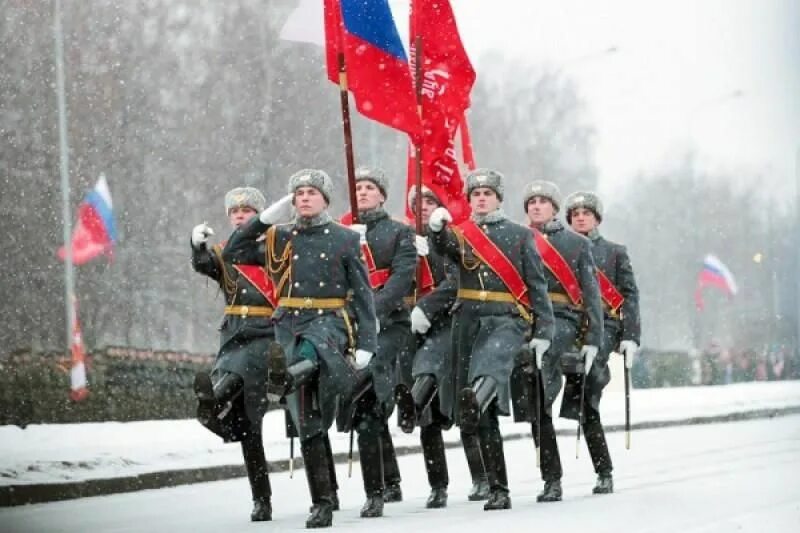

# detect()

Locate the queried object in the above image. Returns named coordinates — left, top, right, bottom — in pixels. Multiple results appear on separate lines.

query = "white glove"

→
left=259, top=194, right=294, bottom=225
left=410, top=307, right=431, bottom=334
left=619, top=340, right=639, bottom=369
left=191, top=223, right=214, bottom=248
left=528, top=338, right=551, bottom=370
left=351, top=223, right=368, bottom=244
left=354, top=349, right=374, bottom=370
left=581, top=345, right=598, bottom=374
left=414, top=235, right=429, bottom=256
left=428, top=207, right=452, bottom=232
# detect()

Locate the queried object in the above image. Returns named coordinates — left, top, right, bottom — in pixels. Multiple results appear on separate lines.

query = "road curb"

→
left=3, top=405, right=799, bottom=507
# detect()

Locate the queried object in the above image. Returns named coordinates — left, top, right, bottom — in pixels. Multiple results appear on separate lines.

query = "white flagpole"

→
left=54, top=0, right=76, bottom=347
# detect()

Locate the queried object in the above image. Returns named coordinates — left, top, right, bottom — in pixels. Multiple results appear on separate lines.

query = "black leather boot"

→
left=593, top=473, right=613, bottom=494
left=426, top=487, right=448, bottom=509
left=395, top=383, right=416, bottom=434
left=459, top=377, right=497, bottom=435
left=322, top=433, right=340, bottom=511
left=479, top=415, right=511, bottom=511
left=302, top=435, right=335, bottom=528
left=536, top=480, right=563, bottom=502
left=358, top=418, right=385, bottom=518
left=483, top=489, right=511, bottom=510
left=462, top=431, right=489, bottom=501
left=380, top=424, right=402, bottom=503
left=193, top=372, right=215, bottom=425
left=421, top=425, right=448, bottom=506
left=242, top=431, right=272, bottom=521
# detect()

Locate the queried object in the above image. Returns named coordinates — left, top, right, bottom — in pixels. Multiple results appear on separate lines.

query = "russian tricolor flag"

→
left=695, top=254, right=738, bottom=310
left=324, top=0, right=422, bottom=140
left=58, top=174, right=117, bottom=265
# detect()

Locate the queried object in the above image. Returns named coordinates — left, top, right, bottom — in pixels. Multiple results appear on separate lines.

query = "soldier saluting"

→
left=224, top=170, right=377, bottom=529
left=339, top=166, right=416, bottom=518
left=518, top=180, right=603, bottom=502
left=190, top=187, right=275, bottom=522
left=428, top=169, right=554, bottom=511
left=565, top=190, right=641, bottom=494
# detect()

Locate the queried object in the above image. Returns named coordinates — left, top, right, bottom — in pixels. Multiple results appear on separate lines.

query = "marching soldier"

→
left=517, top=180, right=603, bottom=502
left=190, top=187, right=275, bottom=522
left=224, top=170, right=377, bottom=529
left=565, top=190, right=641, bottom=494
left=396, top=185, right=469, bottom=509
left=428, top=169, right=554, bottom=511
left=339, top=166, right=417, bottom=518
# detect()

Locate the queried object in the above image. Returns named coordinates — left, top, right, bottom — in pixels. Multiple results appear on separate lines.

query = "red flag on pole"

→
left=406, top=0, right=476, bottom=224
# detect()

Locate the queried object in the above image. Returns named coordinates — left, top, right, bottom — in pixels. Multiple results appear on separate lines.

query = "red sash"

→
left=360, top=243, right=391, bottom=289
left=457, top=220, right=530, bottom=307
left=532, top=229, right=582, bottom=306
left=596, top=268, right=624, bottom=311
left=233, top=265, right=278, bottom=308
left=417, top=256, right=435, bottom=297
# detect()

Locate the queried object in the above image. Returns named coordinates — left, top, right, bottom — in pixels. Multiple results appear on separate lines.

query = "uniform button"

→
left=320, top=253, right=326, bottom=259
left=294, top=282, right=300, bottom=287
left=293, top=310, right=299, bottom=316
left=241, top=288, right=247, bottom=293
left=324, top=228, right=330, bottom=234
left=292, top=230, right=298, bottom=235
left=482, top=225, right=488, bottom=230
left=293, top=254, right=299, bottom=260
left=319, top=281, right=325, bottom=287
left=317, top=309, right=323, bottom=315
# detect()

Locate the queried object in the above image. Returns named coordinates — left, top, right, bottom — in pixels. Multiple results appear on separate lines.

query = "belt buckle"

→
left=303, top=297, right=313, bottom=309
left=241, top=305, right=249, bottom=317
left=478, top=290, right=488, bottom=301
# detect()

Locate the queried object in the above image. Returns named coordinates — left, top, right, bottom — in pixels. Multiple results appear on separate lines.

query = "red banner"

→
left=532, top=229, right=583, bottom=306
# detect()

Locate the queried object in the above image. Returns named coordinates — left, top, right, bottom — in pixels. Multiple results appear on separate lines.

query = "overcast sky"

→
left=283, top=0, right=800, bottom=203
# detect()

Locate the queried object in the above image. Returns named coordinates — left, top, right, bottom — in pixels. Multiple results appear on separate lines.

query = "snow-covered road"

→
left=3, top=415, right=799, bottom=533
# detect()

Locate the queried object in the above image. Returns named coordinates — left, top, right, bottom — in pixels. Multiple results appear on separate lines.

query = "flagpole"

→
left=413, top=35, right=423, bottom=236
left=337, top=50, right=359, bottom=223
left=55, top=0, right=76, bottom=348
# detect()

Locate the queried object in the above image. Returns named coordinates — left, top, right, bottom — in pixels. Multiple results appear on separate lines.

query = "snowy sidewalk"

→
left=2, top=380, right=800, bottom=505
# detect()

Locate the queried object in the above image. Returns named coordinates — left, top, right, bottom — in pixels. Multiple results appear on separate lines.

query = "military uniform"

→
left=566, top=190, right=641, bottom=494
left=224, top=170, right=377, bottom=529
left=337, top=167, right=417, bottom=517
left=514, top=181, right=603, bottom=502
left=190, top=186, right=274, bottom=521
left=430, top=169, right=554, bottom=511
left=402, top=186, right=487, bottom=507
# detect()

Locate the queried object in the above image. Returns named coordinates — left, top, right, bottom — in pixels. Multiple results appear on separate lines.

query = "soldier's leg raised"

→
left=381, top=422, right=403, bottom=503
left=478, top=407, right=510, bottom=511
left=193, top=371, right=243, bottom=439
left=459, top=376, right=498, bottom=435
left=583, top=404, right=613, bottom=494
left=267, top=339, right=317, bottom=399
left=241, top=429, right=272, bottom=521
left=301, top=433, right=336, bottom=529
left=462, top=431, right=489, bottom=501
left=421, top=422, right=449, bottom=508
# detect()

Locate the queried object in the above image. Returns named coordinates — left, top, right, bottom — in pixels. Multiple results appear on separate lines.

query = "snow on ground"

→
left=1, top=380, right=799, bottom=486
left=2, top=415, right=799, bottom=533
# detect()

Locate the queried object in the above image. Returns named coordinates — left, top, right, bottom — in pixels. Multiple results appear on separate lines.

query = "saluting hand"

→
left=191, top=223, right=214, bottom=249
left=428, top=207, right=452, bottom=232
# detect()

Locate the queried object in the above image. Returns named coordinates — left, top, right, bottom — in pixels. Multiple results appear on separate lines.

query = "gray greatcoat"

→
left=192, top=239, right=274, bottom=440
left=510, top=220, right=603, bottom=421
left=430, top=210, right=554, bottom=425
left=224, top=213, right=377, bottom=441
left=337, top=207, right=417, bottom=430
left=410, top=234, right=458, bottom=426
